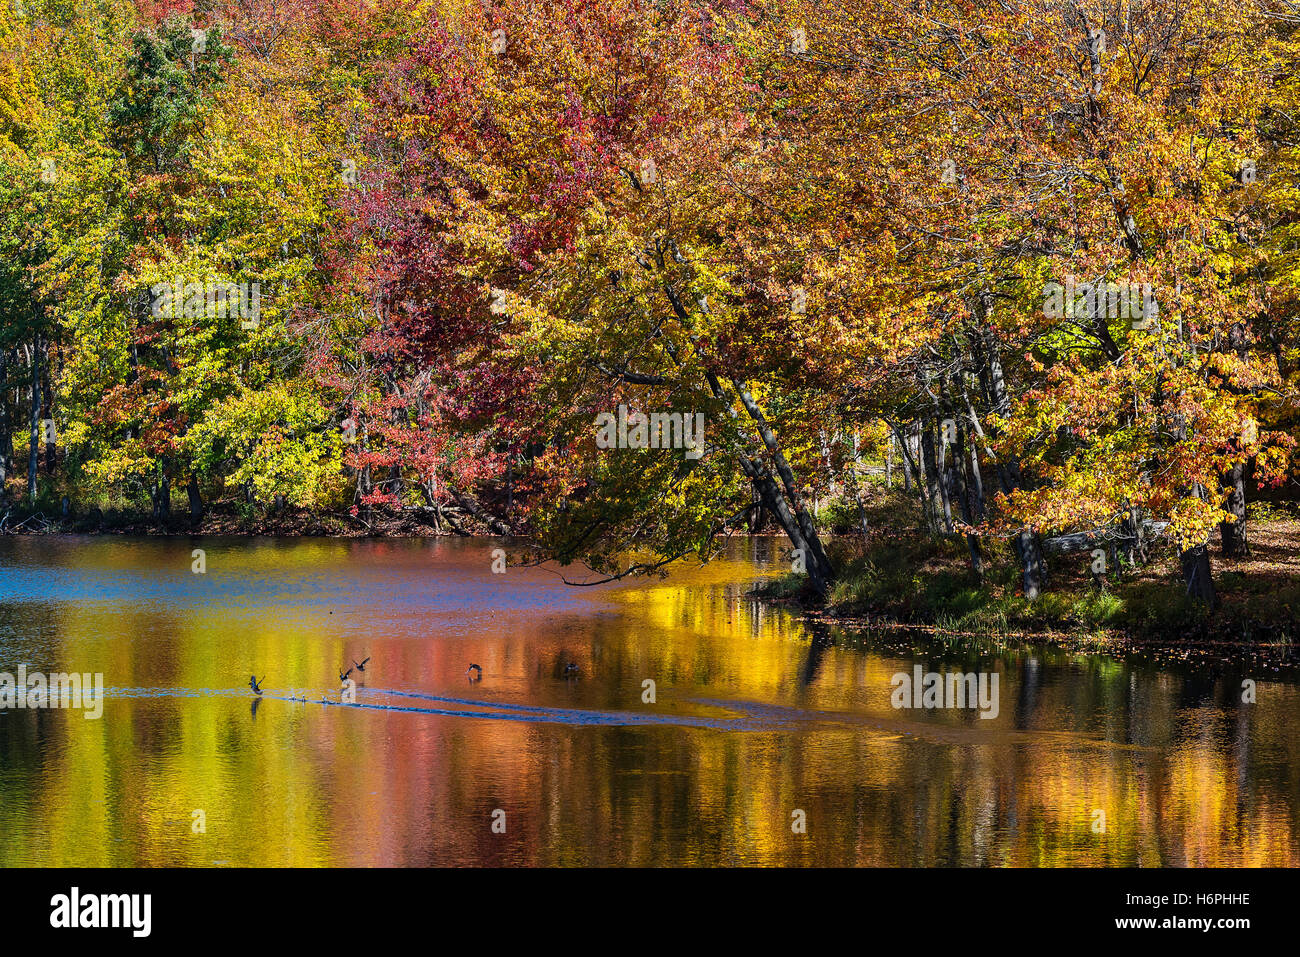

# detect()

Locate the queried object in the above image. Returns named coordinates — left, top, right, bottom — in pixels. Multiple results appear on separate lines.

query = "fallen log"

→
left=450, top=490, right=513, bottom=535
left=1041, top=521, right=1168, bottom=554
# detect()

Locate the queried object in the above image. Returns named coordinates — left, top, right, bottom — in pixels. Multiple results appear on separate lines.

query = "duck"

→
left=249, top=675, right=266, bottom=696
left=466, top=663, right=483, bottom=681
left=353, top=656, right=371, bottom=672
left=563, top=662, right=580, bottom=677
left=339, top=666, right=353, bottom=683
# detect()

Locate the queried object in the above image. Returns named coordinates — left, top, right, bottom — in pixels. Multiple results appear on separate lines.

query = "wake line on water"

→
left=93, top=686, right=789, bottom=730
left=82, top=687, right=1131, bottom=747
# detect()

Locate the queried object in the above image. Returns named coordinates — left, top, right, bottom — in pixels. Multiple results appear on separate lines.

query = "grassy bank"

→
left=756, top=492, right=1300, bottom=671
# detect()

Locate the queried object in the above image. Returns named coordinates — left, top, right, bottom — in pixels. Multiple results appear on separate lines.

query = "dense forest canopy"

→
left=3, top=0, right=1300, bottom=606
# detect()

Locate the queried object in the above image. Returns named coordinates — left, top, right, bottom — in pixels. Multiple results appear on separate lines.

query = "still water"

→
left=0, top=535, right=1296, bottom=866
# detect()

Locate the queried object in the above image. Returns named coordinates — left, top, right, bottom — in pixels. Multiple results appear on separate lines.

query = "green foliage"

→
left=106, top=16, right=233, bottom=167
left=184, top=385, right=344, bottom=508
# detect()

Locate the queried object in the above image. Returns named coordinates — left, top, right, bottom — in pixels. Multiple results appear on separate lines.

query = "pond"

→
left=0, top=535, right=1295, bottom=866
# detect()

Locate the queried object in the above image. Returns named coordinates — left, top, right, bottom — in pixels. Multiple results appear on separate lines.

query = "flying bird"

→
left=353, top=656, right=371, bottom=672
left=249, top=675, right=266, bottom=695
left=339, top=667, right=353, bottom=683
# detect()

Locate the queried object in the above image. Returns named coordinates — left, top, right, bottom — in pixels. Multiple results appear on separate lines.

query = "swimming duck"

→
left=466, top=663, right=483, bottom=681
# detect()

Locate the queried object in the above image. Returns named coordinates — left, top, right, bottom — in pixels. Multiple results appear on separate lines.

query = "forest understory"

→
left=757, top=493, right=1300, bottom=674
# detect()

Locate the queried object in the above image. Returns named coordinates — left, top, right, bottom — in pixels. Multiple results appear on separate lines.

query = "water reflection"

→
left=0, top=535, right=1295, bottom=866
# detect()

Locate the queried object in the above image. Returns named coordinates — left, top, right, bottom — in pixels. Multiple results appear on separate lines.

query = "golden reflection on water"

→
left=0, top=536, right=1296, bottom=866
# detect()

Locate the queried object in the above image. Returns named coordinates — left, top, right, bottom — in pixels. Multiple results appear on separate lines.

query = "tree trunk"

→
left=886, top=419, right=927, bottom=526
left=658, top=284, right=833, bottom=593
left=970, top=319, right=1048, bottom=596
left=153, top=467, right=171, bottom=520
left=1219, top=462, right=1249, bottom=558
left=1180, top=541, right=1217, bottom=606
left=698, top=369, right=834, bottom=596
left=728, top=375, right=833, bottom=589
left=971, top=321, right=1023, bottom=495
left=950, top=420, right=982, bottom=580
left=920, top=423, right=942, bottom=534
left=42, top=361, right=54, bottom=474
left=27, top=336, right=40, bottom=504
left=747, top=485, right=767, bottom=533
left=1015, top=529, right=1045, bottom=600
left=844, top=431, right=869, bottom=539
left=188, top=473, right=204, bottom=525
left=387, top=400, right=402, bottom=493
left=934, top=419, right=955, bottom=533
left=0, top=349, right=8, bottom=498
left=957, top=388, right=988, bottom=524
left=749, top=465, right=833, bottom=595
left=1119, top=501, right=1148, bottom=568
left=418, top=479, right=445, bottom=534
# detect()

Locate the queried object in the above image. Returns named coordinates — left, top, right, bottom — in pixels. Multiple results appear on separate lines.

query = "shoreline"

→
left=6, top=510, right=1297, bottom=675
left=0, top=504, right=478, bottom=539
left=754, top=591, right=1300, bottom=677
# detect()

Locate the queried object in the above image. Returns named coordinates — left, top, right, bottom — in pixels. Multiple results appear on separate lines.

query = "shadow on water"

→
left=797, top=618, right=835, bottom=687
